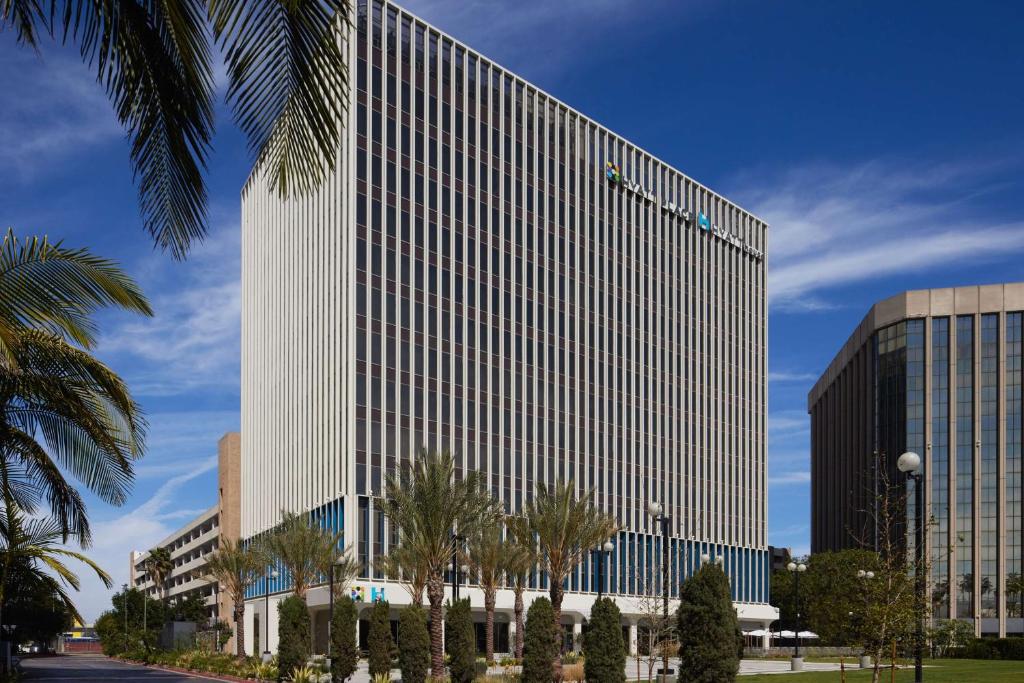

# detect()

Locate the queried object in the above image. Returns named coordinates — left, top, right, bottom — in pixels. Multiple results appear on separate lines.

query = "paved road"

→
left=21, top=655, right=214, bottom=681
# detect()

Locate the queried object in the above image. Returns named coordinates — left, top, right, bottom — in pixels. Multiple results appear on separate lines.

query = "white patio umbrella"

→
left=778, top=630, right=797, bottom=638
left=746, top=629, right=768, bottom=637
left=798, top=631, right=819, bottom=639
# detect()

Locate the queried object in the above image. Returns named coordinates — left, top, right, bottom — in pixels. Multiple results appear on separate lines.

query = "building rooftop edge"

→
left=240, top=0, right=769, bottom=229
left=807, top=282, right=1024, bottom=410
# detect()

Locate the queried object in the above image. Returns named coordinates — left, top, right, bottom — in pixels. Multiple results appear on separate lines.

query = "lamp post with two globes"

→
left=592, top=540, right=615, bottom=599
left=856, top=569, right=875, bottom=668
left=787, top=561, right=807, bottom=671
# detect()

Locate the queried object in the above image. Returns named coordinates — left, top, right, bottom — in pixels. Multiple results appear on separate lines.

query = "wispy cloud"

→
left=97, top=221, right=241, bottom=397
left=768, top=410, right=809, bottom=442
left=768, top=470, right=811, bottom=486
left=0, top=48, right=119, bottom=176
left=731, top=158, right=1024, bottom=310
left=400, top=0, right=685, bottom=82
left=768, top=370, right=818, bottom=383
left=67, top=454, right=218, bottom=622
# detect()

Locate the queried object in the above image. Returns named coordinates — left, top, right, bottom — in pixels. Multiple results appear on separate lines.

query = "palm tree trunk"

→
left=484, top=590, right=496, bottom=664
left=514, top=587, right=524, bottom=660
left=550, top=580, right=564, bottom=679
left=234, top=603, right=246, bottom=658
left=427, top=576, right=445, bottom=676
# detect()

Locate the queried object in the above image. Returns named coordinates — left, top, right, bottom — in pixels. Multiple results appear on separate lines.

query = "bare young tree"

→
left=851, top=458, right=929, bottom=683
left=630, top=568, right=679, bottom=683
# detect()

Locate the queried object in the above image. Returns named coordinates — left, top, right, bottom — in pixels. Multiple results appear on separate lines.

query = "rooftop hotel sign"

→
left=604, top=162, right=764, bottom=261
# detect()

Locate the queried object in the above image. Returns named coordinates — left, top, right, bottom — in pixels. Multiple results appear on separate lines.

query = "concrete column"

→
left=761, top=621, right=771, bottom=651
left=628, top=622, right=638, bottom=656
left=243, top=602, right=255, bottom=656
left=572, top=619, right=583, bottom=652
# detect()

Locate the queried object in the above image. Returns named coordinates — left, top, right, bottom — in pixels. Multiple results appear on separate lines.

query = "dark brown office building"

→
left=808, top=284, right=1024, bottom=636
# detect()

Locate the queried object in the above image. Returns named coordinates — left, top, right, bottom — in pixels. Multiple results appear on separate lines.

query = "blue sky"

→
left=2, top=0, right=1022, bottom=620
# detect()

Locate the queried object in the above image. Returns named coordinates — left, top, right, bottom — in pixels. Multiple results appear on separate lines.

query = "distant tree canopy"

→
left=771, top=548, right=880, bottom=645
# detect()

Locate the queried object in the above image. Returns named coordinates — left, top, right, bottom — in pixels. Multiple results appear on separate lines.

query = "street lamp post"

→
left=451, top=533, right=465, bottom=602
left=593, top=541, right=615, bottom=599
left=787, top=561, right=807, bottom=671
left=856, top=569, right=875, bottom=669
left=648, top=502, right=671, bottom=683
left=122, top=583, right=128, bottom=653
left=897, top=451, right=924, bottom=683
left=262, top=568, right=279, bottom=662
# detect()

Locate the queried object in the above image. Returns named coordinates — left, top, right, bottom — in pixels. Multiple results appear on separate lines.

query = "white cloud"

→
left=768, top=410, right=809, bottom=441
left=767, top=471, right=811, bottom=486
left=399, top=0, right=684, bottom=82
left=730, top=159, right=1024, bottom=310
left=768, top=370, right=818, bottom=383
left=97, top=221, right=241, bottom=397
left=0, top=48, right=119, bottom=176
left=67, top=455, right=218, bottom=623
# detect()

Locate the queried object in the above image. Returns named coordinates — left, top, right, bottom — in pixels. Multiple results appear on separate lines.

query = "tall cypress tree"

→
left=331, top=595, right=359, bottom=682
left=367, top=599, right=394, bottom=677
left=677, top=564, right=740, bottom=683
left=522, top=597, right=558, bottom=683
left=398, top=606, right=430, bottom=683
left=446, top=598, right=476, bottom=683
left=277, top=595, right=312, bottom=679
left=583, top=597, right=626, bottom=683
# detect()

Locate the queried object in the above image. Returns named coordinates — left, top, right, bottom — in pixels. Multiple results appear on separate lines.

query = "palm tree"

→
left=525, top=481, right=616, bottom=673
left=375, top=542, right=427, bottom=606
left=467, top=523, right=507, bottom=664
left=505, top=514, right=536, bottom=660
left=0, top=493, right=111, bottom=630
left=258, top=509, right=357, bottom=601
left=0, top=2, right=350, bottom=259
left=145, top=546, right=173, bottom=603
left=380, top=450, right=503, bottom=676
left=204, top=539, right=263, bottom=657
left=0, top=230, right=150, bottom=543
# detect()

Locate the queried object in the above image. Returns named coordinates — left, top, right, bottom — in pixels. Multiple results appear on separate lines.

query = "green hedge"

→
left=946, top=637, right=1024, bottom=660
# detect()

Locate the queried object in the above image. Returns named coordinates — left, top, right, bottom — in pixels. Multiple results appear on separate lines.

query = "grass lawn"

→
left=740, top=659, right=1023, bottom=682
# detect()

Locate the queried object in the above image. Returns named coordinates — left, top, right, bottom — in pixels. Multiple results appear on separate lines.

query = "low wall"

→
left=746, top=646, right=863, bottom=658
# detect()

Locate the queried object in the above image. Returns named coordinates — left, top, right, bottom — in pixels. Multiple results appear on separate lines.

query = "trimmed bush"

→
left=278, top=595, right=312, bottom=679
left=677, top=563, right=740, bottom=683
left=332, top=595, right=360, bottom=682
left=398, top=606, right=430, bottom=683
left=368, top=599, right=394, bottom=677
left=583, top=597, right=625, bottom=683
left=522, top=597, right=558, bottom=683
left=948, top=637, right=1024, bottom=660
left=446, top=598, right=476, bottom=683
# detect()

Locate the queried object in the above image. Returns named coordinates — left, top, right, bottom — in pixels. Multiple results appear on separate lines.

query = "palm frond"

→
left=0, top=0, right=49, bottom=46
left=60, top=0, right=215, bottom=258
left=0, top=229, right=152, bottom=362
left=209, top=0, right=349, bottom=197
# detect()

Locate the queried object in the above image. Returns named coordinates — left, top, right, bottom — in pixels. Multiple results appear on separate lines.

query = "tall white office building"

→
left=241, top=0, right=776, bottom=654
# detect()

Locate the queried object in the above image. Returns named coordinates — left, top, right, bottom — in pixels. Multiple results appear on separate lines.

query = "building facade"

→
left=241, top=0, right=774, bottom=653
left=808, top=284, right=1024, bottom=637
left=129, top=433, right=242, bottom=648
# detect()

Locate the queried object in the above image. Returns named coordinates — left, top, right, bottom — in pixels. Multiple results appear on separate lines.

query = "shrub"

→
left=948, top=637, right=1024, bottom=660
left=677, top=563, right=740, bottom=683
left=368, top=599, right=394, bottom=677
left=561, top=662, right=584, bottom=682
left=583, top=597, right=625, bottom=683
left=250, top=661, right=279, bottom=681
left=289, top=665, right=320, bottom=683
left=521, top=597, right=558, bottom=683
left=399, top=606, right=431, bottom=683
left=278, top=595, right=312, bottom=678
left=446, top=598, right=476, bottom=683
left=332, top=595, right=360, bottom=682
